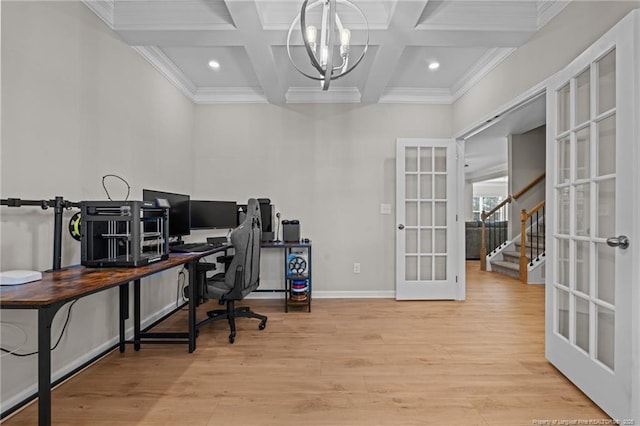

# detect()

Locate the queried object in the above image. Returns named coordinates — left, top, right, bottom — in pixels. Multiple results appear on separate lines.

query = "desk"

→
left=0, top=247, right=227, bottom=426
left=260, top=241, right=312, bottom=312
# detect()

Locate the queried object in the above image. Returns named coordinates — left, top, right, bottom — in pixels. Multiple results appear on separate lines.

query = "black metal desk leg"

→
left=37, top=303, right=63, bottom=426
left=188, top=260, right=197, bottom=353
left=119, top=283, right=129, bottom=353
left=133, top=279, right=141, bottom=351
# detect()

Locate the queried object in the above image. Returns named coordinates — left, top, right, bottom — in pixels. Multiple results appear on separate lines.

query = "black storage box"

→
left=282, top=219, right=300, bottom=242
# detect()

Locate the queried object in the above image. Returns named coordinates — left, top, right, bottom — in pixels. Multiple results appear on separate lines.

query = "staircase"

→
left=480, top=174, right=546, bottom=284
left=489, top=229, right=545, bottom=281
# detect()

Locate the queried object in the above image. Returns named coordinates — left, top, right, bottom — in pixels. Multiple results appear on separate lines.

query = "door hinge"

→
left=456, top=275, right=458, bottom=283
left=456, top=214, right=458, bottom=221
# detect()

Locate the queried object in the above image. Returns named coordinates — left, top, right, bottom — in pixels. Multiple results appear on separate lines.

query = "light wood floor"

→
left=4, top=261, right=608, bottom=425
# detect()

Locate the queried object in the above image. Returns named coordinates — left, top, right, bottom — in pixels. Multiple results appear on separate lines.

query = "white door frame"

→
left=395, top=138, right=463, bottom=300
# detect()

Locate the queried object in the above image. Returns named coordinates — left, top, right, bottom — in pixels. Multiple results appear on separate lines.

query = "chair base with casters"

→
left=197, top=299, right=267, bottom=344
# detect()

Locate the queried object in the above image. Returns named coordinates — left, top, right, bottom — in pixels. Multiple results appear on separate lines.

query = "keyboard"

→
left=206, top=236, right=228, bottom=246
left=170, top=243, right=215, bottom=253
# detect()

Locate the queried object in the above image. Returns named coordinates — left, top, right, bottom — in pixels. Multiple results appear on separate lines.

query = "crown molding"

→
left=451, top=48, right=516, bottom=102
left=285, top=87, right=362, bottom=104
left=379, top=88, right=453, bottom=105
left=81, top=0, right=115, bottom=28
left=132, top=46, right=197, bottom=100
left=194, top=88, right=267, bottom=104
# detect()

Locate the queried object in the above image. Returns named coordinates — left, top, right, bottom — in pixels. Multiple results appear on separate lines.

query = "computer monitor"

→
left=142, top=189, right=191, bottom=238
left=190, top=200, right=238, bottom=230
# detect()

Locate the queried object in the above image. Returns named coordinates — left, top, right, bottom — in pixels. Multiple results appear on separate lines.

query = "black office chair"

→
left=197, top=198, right=267, bottom=343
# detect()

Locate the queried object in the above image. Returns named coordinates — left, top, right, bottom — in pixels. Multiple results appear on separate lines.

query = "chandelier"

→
left=286, top=0, right=369, bottom=91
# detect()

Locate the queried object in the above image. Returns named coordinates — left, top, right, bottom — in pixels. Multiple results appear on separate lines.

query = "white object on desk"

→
left=0, top=270, right=43, bottom=285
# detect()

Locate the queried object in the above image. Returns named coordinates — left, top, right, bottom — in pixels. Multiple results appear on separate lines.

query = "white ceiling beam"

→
left=360, top=1, right=426, bottom=104
left=223, top=0, right=286, bottom=104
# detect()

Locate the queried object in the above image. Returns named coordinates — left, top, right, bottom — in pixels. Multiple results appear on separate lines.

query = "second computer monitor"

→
left=190, top=200, right=238, bottom=230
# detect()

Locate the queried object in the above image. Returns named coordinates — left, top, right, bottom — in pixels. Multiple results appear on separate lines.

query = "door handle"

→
left=398, top=224, right=405, bottom=230
left=606, top=235, right=629, bottom=249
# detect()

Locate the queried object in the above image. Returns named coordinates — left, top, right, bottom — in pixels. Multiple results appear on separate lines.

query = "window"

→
left=472, top=196, right=507, bottom=221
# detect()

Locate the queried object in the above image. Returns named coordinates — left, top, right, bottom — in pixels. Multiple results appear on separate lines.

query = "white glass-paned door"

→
left=396, top=139, right=458, bottom=300
left=545, top=11, right=638, bottom=420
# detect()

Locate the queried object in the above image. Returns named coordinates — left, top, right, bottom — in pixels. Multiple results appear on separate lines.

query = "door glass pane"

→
left=420, top=202, right=432, bottom=226
left=576, top=127, right=591, bottom=180
left=420, top=174, right=433, bottom=199
left=434, top=175, right=446, bottom=199
left=434, top=229, right=447, bottom=253
left=597, top=49, right=616, bottom=114
left=557, top=238, right=570, bottom=287
left=597, top=114, right=616, bottom=176
left=434, top=148, right=446, bottom=172
left=557, top=137, right=571, bottom=183
left=596, top=179, right=615, bottom=238
left=575, top=184, right=590, bottom=237
left=420, top=229, right=432, bottom=253
left=406, top=147, right=418, bottom=172
left=596, top=242, right=615, bottom=305
left=419, top=256, right=432, bottom=280
left=576, top=68, right=591, bottom=125
left=557, top=288, right=570, bottom=339
left=420, top=147, right=432, bottom=172
left=575, top=296, right=590, bottom=353
left=405, top=229, right=417, bottom=253
left=596, top=305, right=615, bottom=370
left=575, top=240, right=590, bottom=295
left=557, top=188, right=570, bottom=235
left=406, top=175, right=417, bottom=199
left=406, top=201, right=417, bottom=226
left=434, top=202, right=446, bottom=226
left=434, top=256, right=447, bottom=280
left=405, top=256, right=417, bottom=281
left=557, top=83, right=571, bottom=134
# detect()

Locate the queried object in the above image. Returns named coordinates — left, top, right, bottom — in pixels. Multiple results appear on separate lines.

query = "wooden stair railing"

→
left=520, top=200, right=546, bottom=283
left=480, top=172, right=545, bottom=271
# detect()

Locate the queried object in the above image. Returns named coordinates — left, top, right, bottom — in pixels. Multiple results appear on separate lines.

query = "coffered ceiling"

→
left=83, top=0, right=569, bottom=104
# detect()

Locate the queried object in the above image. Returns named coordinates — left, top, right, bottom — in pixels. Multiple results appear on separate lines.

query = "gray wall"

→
left=453, top=1, right=640, bottom=135
left=192, top=103, right=452, bottom=294
left=508, top=126, right=546, bottom=238
left=1, top=1, right=195, bottom=410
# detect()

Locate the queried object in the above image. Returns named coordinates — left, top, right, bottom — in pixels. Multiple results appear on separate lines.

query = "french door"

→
left=395, top=138, right=459, bottom=300
left=545, top=11, right=638, bottom=420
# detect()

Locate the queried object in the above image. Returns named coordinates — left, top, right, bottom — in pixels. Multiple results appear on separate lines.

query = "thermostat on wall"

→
left=0, top=270, right=42, bottom=286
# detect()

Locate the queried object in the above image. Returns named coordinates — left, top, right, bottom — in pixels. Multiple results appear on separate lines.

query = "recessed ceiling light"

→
left=208, top=60, right=220, bottom=70
left=428, top=61, right=440, bottom=71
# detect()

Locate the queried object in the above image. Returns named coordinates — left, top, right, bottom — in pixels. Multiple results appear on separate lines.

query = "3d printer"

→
left=80, top=200, right=169, bottom=267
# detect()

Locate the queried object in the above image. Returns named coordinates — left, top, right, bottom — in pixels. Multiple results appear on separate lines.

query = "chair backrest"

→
left=225, top=198, right=262, bottom=299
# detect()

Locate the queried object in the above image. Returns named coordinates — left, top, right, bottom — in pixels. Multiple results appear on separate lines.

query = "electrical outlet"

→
left=353, top=263, right=361, bottom=274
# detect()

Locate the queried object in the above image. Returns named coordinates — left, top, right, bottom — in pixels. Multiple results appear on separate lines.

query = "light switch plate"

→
left=380, top=203, right=392, bottom=215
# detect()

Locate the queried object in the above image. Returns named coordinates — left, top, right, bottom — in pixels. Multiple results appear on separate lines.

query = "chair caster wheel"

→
left=229, top=333, right=235, bottom=344
left=258, top=320, right=267, bottom=330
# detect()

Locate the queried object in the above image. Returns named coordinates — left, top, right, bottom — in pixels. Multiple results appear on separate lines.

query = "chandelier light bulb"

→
left=306, top=25, right=318, bottom=44
left=340, top=28, right=351, bottom=46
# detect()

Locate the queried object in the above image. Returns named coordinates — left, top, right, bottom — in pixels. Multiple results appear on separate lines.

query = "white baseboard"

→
left=247, top=290, right=395, bottom=299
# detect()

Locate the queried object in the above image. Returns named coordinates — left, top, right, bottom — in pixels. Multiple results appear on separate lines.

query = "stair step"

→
left=490, top=260, right=521, bottom=280
left=501, top=250, right=523, bottom=264
left=491, top=260, right=519, bottom=271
